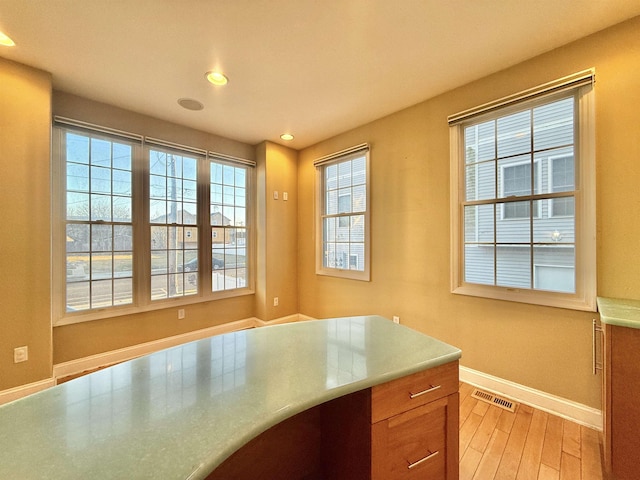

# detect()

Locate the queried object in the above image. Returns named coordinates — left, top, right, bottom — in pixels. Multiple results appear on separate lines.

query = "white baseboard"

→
left=254, top=313, right=303, bottom=327
left=0, top=378, right=56, bottom=406
left=460, top=365, right=602, bottom=431
left=53, top=318, right=256, bottom=379
left=5, top=315, right=306, bottom=404
left=53, top=314, right=305, bottom=380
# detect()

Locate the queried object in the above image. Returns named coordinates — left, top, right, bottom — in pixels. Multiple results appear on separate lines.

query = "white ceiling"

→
left=1, top=1, right=639, bottom=149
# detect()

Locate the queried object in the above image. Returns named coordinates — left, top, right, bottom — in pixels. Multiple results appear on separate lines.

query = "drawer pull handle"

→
left=408, top=450, right=439, bottom=469
left=409, top=384, right=441, bottom=399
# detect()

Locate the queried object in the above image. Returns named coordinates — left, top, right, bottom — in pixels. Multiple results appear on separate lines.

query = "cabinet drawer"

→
left=372, top=397, right=447, bottom=480
left=371, top=361, right=458, bottom=423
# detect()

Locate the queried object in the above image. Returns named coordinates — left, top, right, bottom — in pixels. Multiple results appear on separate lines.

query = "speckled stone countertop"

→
left=598, top=297, right=640, bottom=329
left=0, top=315, right=461, bottom=479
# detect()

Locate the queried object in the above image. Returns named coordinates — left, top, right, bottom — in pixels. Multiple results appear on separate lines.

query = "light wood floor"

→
left=459, top=382, right=604, bottom=480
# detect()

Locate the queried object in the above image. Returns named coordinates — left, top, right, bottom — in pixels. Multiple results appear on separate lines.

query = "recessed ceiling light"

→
left=0, top=31, right=15, bottom=47
left=280, top=133, right=294, bottom=141
left=177, top=98, right=204, bottom=111
left=205, top=71, right=228, bottom=86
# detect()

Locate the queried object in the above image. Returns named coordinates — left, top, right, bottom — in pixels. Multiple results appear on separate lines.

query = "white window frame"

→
left=315, top=144, right=370, bottom=281
left=449, top=70, right=596, bottom=311
left=52, top=118, right=255, bottom=326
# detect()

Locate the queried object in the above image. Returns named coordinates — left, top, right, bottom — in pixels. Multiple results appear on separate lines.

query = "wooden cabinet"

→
left=603, top=324, right=640, bottom=480
left=208, top=360, right=460, bottom=480
left=371, top=361, right=459, bottom=480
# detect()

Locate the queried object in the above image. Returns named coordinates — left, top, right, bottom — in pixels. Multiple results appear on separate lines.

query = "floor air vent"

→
left=471, top=388, right=518, bottom=413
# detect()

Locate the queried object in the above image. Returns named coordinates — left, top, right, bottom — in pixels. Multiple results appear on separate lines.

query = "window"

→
left=315, top=144, right=370, bottom=280
left=149, top=147, right=200, bottom=300
left=63, top=131, right=137, bottom=311
left=210, top=159, right=249, bottom=292
left=449, top=71, right=596, bottom=310
left=53, top=118, right=255, bottom=325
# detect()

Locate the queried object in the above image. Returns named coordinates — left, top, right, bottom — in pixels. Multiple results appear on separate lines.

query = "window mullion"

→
left=135, top=142, right=150, bottom=306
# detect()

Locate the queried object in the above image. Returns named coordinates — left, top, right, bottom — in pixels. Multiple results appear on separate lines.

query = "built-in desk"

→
left=0, top=316, right=461, bottom=479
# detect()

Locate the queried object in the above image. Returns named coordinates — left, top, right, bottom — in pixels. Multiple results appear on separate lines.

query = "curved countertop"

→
left=597, top=297, right=640, bottom=329
left=0, top=315, right=461, bottom=479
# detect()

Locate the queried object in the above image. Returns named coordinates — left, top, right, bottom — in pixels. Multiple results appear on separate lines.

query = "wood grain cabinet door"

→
left=372, top=394, right=459, bottom=480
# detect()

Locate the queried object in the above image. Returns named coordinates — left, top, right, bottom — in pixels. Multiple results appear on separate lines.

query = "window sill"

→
left=53, top=287, right=255, bottom=326
left=451, top=284, right=596, bottom=312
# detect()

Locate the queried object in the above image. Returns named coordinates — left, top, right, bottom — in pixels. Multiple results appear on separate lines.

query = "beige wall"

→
left=0, top=57, right=52, bottom=390
left=255, top=141, right=299, bottom=321
left=297, top=16, right=640, bottom=409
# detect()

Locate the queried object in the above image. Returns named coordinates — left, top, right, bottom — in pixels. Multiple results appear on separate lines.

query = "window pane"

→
left=466, top=161, right=496, bottom=202
left=497, top=110, right=531, bottom=158
left=349, top=243, right=365, bottom=271
left=465, top=204, right=494, bottom=243
left=323, top=243, right=336, bottom=269
left=350, top=215, right=365, bottom=242
left=112, top=143, right=132, bottom=171
left=67, top=253, right=89, bottom=283
left=91, top=194, right=112, bottom=221
left=464, top=245, right=494, bottom=285
left=534, top=97, right=574, bottom=151
left=91, top=224, right=112, bottom=251
left=534, top=199, right=574, bottom=243
left=352, top=184, right=366, bottom=213
left=325, top=164, right=338, bottom=190
left=112, top=169, right=131, bottom=196
left=465, top=121, right=495, bottom=164
left=352, top=156, right=366, bottom=185
left=113, top=278, right=133, bottom=305
left=91, top=139, right=112, bottom=167
left=91, top=166, right=111, bottom=194
left=67, top=164, right=89, bottom=192
left=67, top=133, right=89, bottom=164
left=338, top=189, right=351, bottom=214
left=496, top=246, right=531, bottom=288
left=533, top=246, right=575, bottom=293
left=67, top=192, right=89, bottom=220
left=324, top=217, right=336, bottom=242
left=91, top=279, right=113, bottom=308
left=326, top=190, right=338, bottom=215
left=91, top=253, right=113, bottom=280
left=338, top=161, right=351, bottom=189
left=114, top=225, right=132, bottom=251
left=498, top=155, right=533, bottom=199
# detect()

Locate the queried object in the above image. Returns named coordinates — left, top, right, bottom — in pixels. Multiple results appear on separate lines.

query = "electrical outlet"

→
left=273, top=190, right=279, bottom=200
left=392, top=316, right=400, bottom=324
left=178, top=308, right=185, bottom=319
left=14, top=346, right=28, bottom=363
left=273, top=297, right=279, bottom=307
